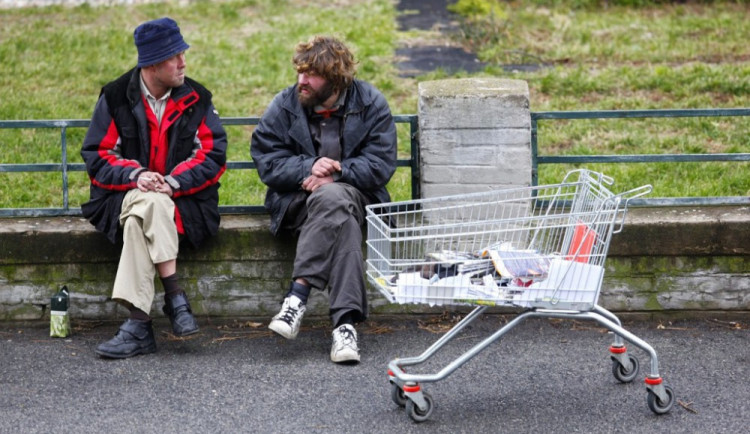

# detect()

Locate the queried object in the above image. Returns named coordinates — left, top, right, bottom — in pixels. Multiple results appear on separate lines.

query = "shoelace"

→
left=336, top=327, right=356, bottom=347
left=278, top=306, right=300, bottom=324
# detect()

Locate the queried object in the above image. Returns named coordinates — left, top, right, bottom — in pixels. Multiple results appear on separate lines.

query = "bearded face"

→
left=297, top=72, right=336, bottom=108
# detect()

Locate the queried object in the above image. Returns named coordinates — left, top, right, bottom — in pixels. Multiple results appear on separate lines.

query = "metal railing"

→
left=0, top=115, right=420, bottom=217
left=531, top=108, right=750, bottom=206
left=2, top=108, right=749, bottom=217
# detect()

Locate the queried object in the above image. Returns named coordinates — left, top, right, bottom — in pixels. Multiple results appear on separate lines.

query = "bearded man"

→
left=250, top=36, right=397, bottom=364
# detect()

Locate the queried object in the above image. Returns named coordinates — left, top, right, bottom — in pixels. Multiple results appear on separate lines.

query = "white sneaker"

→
left=330, top=324, right=360, bottom=363
left=268, top=295, right=306, bottom=339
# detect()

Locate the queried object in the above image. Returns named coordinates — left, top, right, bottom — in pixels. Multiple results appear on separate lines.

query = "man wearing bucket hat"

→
left=81, top=17, right=227, bottom=359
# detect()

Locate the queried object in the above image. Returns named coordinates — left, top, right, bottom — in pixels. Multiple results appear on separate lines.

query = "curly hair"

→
left=293, top=36, right=357, bottom=93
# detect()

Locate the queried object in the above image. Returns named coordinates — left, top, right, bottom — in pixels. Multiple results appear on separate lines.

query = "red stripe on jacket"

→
left=171, top=120, right=226, bottom=198
left=91, top=120, right=140, bottom=191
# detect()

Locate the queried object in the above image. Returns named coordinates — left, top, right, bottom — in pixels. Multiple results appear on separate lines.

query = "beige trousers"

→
left=111, top=190, right=178, bottom=313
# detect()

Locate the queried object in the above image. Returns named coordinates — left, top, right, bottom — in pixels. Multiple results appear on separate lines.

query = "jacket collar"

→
left=280, top=80, right=370, bottom=155
left=280, top=79, right=370, bottom=118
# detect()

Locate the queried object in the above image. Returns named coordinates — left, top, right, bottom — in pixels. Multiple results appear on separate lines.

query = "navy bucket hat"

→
left=134, top=17, right=190, bottom=68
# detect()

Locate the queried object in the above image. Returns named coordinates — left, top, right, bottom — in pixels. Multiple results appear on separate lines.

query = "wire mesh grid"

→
left=366, top=170, right=649, bottom=310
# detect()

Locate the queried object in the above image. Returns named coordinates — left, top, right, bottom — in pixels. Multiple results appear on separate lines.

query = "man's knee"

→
left=307, top=183, right=353, bottom=211
left=123, top=190, right=173, bottom=215
left=122, top=214, right=141, bottom=234
left=133, top=191, right=174, bottom=218
left=142, top=191, right=174, bottom=210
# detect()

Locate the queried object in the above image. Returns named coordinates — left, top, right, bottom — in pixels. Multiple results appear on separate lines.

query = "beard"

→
left=298, top=80, right=336, bottom=108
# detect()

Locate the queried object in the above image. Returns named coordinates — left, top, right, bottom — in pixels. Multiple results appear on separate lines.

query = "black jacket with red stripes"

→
left=81, top=67, right=227, bottom=247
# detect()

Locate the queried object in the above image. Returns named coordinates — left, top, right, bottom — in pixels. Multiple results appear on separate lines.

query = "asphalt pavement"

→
left=1, top=311, right=748, bottom=433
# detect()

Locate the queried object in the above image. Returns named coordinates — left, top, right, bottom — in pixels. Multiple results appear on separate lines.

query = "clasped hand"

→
left=137, top=171, right=173, bottom=196
left=303, top=157, right=341, bottom=192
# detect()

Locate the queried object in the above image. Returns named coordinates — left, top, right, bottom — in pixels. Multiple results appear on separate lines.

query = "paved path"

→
left=395, top=0, right=487, bottom=77
left=1, top=313, right=748, bottom=432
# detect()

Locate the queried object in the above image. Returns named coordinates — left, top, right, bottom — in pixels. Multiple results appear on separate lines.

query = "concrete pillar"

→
left=417, top=78, right=531, bottom=198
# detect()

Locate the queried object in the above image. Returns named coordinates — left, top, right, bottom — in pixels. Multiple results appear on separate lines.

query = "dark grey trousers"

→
left=286, top=183, right=370, bottom=326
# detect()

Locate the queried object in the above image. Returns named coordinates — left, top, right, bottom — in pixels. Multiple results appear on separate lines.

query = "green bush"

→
left=448, top=0, right=507, bottom=19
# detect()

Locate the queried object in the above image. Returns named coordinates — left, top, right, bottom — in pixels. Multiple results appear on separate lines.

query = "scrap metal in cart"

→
left=365, top=170, right=674, bottom=423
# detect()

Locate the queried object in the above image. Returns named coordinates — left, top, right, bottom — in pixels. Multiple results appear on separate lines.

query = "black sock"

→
left=161, top=274, right=183, bottom=299
left=335, top=310, right=357, bottom=328
left=286, top=281, right=311, bottom=304
left=128, top=306, right=151, bottom=322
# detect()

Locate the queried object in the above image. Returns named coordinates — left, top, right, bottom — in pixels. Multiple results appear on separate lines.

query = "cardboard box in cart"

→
left=521, top=258, right=604, bottom=310
left=394, top=272, right=470, bottom=306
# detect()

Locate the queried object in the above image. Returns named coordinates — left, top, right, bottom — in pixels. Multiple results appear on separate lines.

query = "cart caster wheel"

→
left=612, top=354, right=640, bottom=383
left=647, top=384, right=675, bottom=415
left=390, top=383, right=407, bottom=407
left=406, top=392, right=434, bottom=423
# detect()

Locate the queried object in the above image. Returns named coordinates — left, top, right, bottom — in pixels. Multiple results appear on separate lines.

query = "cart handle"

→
left=613, top=184, right=653, bottom=233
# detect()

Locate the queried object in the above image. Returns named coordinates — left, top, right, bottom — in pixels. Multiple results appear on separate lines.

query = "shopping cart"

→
left=366, top=169, right=674, bottom=422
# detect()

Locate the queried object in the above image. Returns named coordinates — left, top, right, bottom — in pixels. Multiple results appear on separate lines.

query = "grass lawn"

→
left=0, top=0, right=747, bottom=210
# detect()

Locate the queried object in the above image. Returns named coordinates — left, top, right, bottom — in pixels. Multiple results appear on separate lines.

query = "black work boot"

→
left=162, top=292, right=199, bottom=336
left=95, top=319, right=156, bottom=359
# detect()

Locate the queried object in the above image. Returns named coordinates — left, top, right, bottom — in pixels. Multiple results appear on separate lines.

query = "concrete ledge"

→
left=1, top=206, right=748, bottom=320
left=613, top=206, right=750, bottom=256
